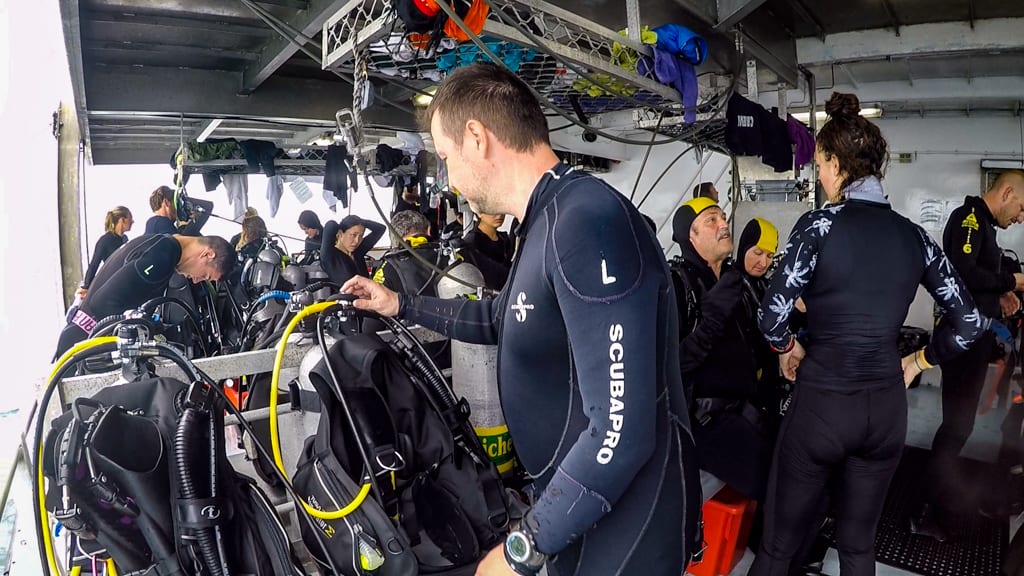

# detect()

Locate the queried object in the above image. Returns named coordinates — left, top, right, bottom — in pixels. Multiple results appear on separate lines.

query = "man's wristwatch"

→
left=504, top=524, right=546, bottom=575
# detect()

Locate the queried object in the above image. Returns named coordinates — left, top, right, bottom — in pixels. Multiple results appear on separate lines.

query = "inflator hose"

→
left=140, top=296, right=202, bottom=328
left=87, top=314, right=127, bottom=337
left=175, top=408, right=225, bottom=576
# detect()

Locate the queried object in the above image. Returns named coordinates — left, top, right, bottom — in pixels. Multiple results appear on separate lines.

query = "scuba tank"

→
left=436, top=262, right=516, bottom=475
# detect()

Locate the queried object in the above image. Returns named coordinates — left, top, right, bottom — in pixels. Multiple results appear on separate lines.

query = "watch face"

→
left=507, top=532, right=530, bottom=562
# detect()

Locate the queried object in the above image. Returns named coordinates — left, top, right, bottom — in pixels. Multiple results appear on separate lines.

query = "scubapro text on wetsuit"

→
left=598, top=323, right=626, bottom=464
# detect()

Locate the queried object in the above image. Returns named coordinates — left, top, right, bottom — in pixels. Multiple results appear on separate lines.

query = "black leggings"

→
left=748, top=384, right=906, bottom=576
left=925, top=333, right=994, bottom=508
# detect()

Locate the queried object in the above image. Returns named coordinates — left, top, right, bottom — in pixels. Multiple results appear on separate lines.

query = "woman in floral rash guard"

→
left=748, top=92, right=1003, bottom=576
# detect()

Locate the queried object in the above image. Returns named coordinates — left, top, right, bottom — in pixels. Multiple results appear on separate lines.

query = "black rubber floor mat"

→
left=825, top=446, right=1006, bottom=576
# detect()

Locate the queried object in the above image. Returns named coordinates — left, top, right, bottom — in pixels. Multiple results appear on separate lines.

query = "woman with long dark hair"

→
left=748, top=93, right=1001, bottom=576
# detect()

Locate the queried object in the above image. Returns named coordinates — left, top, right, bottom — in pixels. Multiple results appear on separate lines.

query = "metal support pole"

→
left=56, top=102, right=84, bottom=311
left=746, top=59, right=758, bottom=100
left=625, top=0, right=641, bottom=42
left=803, top=66, right=820, bottom=208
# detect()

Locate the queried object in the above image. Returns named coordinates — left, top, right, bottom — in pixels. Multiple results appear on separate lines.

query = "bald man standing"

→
left=913, top=170, right=1024, bottom=540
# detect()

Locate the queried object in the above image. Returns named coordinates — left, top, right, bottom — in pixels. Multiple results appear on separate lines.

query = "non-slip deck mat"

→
left=825, top=446, right=1006, bottom=576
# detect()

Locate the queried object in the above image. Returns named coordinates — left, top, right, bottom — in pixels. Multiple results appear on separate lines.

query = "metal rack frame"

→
left=183, top=159, right=328, bottom=177
left=322, top=0, right=684, bottom=118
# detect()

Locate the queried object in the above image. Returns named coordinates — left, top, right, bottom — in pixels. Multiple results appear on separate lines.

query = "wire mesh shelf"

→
left=322, top=0, right=691, bottom=119
left=183, top=159, right=328, bottom=177
left=633, top=109, right=729, bottom=149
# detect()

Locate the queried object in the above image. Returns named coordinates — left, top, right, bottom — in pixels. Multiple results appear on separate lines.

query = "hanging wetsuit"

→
left=398, top=164, right=700, bottom=575
left=749, top=177, right=989, bottom=576
left=319, top=218, right=386, bottom=286
left=54, top=234, right=182, bottom=359
left=81, top=231, right=128, bottom=291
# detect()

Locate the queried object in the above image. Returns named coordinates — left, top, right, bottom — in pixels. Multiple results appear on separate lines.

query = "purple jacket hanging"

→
left=786, top=115, right=815, bottom=169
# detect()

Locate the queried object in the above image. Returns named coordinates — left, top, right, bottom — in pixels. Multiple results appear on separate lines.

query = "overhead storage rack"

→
left=320, top=0, right=730, bottom=125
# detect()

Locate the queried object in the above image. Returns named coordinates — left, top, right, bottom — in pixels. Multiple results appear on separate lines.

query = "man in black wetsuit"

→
left=145, top=186, right=178, bottom=235
left=372, top=210, right=446, bottom=297
left=53, top=234, right=236, bottom=359
left=342, top=63, right=700, bottom=576
left=671, top=198, right=773, bottom=501
left=913, top=169, right=1024, bottom=539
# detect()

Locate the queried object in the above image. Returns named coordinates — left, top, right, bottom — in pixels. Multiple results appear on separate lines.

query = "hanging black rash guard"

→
left=759, top=197, right=985, bottom=390
left=943, top=195, right=1015, bottom=317
left=400, top=164, right=698, bottom=574
left=82, top=231, right=127, bottom=289
left=320, top=219, right=386, bottom=285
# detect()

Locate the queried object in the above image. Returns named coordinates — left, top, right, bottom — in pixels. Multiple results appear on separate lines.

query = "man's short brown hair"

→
left=149, top=185, right=175, bottom=211
left=423, top=63, right=549, bottom=152
left=197, top=236, right=237, bottom=277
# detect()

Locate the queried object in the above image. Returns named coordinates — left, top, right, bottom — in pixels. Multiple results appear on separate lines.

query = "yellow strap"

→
left=916, top=348, right=933, bottom=370
left=39, top=337, right=119, bottom=576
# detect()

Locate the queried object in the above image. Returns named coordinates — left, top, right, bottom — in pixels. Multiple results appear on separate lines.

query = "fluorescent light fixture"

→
left=981, top=159, right=1024, bottom=170
left=196, top=118, right=223, bottom=143
left=413, top=86, right=438, bottom=107
left=791, top=107, right=882, bottom=124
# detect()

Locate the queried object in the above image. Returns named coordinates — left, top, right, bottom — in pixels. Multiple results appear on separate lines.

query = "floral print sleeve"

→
left=913, top=224, right=986, bottom=365
left=757, top=205, right=841, bottom=352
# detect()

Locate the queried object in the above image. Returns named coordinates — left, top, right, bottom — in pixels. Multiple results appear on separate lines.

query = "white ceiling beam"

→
left=757, top=77, right=1024, bottom=111
left=195, top=119, right=224, bottom=143
left=796, top=17, right=1024, bottom=65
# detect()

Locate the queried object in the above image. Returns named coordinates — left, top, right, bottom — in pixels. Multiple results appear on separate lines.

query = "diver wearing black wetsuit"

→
left=320, top=217, right=386, bottom=286
left=915, top=190, right=1024, bottom=531
left=373, top=235, right=445, bottom=298
left=145, top=215, right=176, bottom=235
left=749, top=178, right=988, bottom=576
left=398, top=164, right=700, bottom=575
left=54, top=234, right=182, bottom=358
left=81, top=231, right=128, bottom=291
left=671, top=202, right=772, bottom=502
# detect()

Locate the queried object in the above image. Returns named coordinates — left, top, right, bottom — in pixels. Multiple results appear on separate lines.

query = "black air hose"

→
left=141, top=296, right=207, bottom=350
left=89, top=317, right=158, bottom=338
left=381, top=317, right=457, bottom=410
left=175, top=408, right=224, bottom=576
left=405, top=348, right=455, bottom=410
left=140, top=296, right=202, bottom=325
left=301, top=280, right=341, bottom=293
left=87, top=314, right=127, bottom=337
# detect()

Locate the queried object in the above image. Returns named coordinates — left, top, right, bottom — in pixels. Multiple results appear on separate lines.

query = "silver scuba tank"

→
left=436, top=261, right=515, bottom=475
